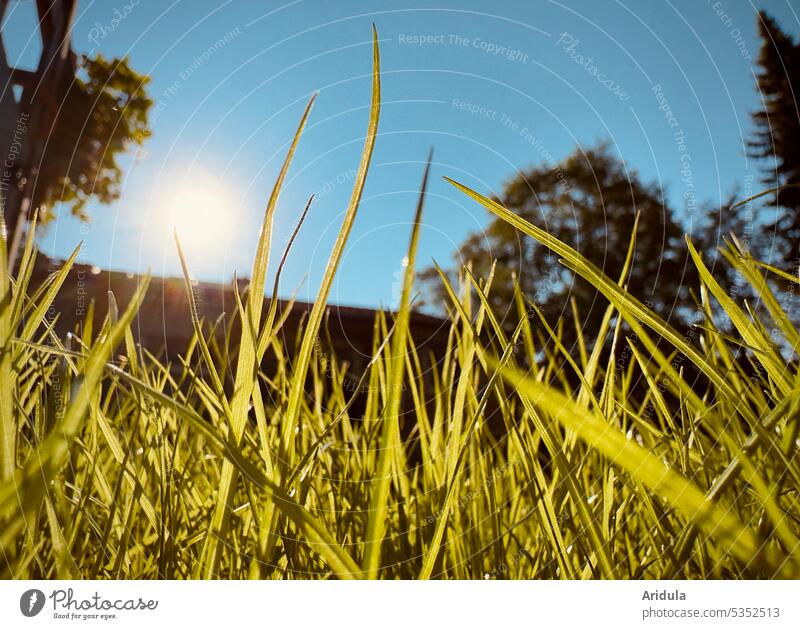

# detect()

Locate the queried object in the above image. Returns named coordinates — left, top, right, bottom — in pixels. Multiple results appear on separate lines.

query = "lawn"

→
left=1, top=32, right=798, bottom=580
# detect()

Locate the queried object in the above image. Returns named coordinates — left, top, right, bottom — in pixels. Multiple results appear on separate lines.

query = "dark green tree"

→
left=33, top=54, right=152, bottom=221
left=748, top=11, right=800, bottom=262
left=421, top=143, right=696, bottom=343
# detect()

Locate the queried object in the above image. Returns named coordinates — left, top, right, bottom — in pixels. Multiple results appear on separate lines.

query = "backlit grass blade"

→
left=199, top=92, right=317, bottom=579
left=18, top=244, right=81, bottom=346
left=249, top=28, right=380, bottom=580
left=446, top=177, right=758, bottom=427
left=0, top=275, right=150, bottom=559
left=174, top=233, right=228, bottom=403
left=9, top=210, right=39, bottom=328
left=363, top=149, right=431, bottom=578
left=667, top=389, right=800, bottom=575
left=686, top=237, right=791, bottom=395
left=103, top=361, right=361, bottom=578
left=433, top=261, right=615, bottom=578
left=722, top=238, right=800, bottom=352
left=418, top=319, right=523, bottom=579
left=0, top=211, right=13, bottom=481
left=280, top=26, right=381, bottom=463
left=490, top=357, right=798, bottom=578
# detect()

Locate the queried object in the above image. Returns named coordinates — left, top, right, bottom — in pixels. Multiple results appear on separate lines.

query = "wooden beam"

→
left=8, top=68, right=39, bottom=90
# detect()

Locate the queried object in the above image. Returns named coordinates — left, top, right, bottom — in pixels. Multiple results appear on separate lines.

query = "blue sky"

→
left=3, top=0, right=799, bottom=308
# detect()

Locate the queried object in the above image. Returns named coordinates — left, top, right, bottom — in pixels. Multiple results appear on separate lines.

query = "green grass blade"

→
left=199, top=93, right=317, bottom=579
left=363, top=149, right=431, bottom=578
left=280, top=26, right=381, bottom=463
left=447, top=177, right=759, bottom=427
left=490, top=357, right=798, bottom=578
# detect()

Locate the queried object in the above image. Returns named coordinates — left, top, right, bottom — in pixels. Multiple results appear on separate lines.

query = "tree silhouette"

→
left=748, top=11, right=800, bottom=263
left=421, top=143, right=697, bottom=344
left=32, top=54, right=152, bottom=222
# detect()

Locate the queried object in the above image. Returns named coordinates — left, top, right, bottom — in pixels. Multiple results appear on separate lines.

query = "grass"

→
left=1, top=32, right=799, bottom=579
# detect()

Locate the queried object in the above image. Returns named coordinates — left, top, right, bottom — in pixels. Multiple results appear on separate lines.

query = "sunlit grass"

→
left=1, top=32, right=799, bottom=579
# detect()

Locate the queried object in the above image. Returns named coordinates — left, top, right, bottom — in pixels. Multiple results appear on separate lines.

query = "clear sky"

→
left=3, top=0, right=800, bottom=309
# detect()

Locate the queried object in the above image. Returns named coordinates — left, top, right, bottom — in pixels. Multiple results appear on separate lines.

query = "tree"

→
left=3, top=53, right=152, bottom=245
left=748, top=11, right=800, bottom=263
left=33, top=54, right=152, bottom=221
left=421, top=143, right=696, bottom=344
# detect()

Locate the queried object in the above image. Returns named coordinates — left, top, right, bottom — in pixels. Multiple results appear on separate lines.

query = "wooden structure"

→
left=0, top=0, right=78, bottom=265
left=31, top=255, right=450, bottom=418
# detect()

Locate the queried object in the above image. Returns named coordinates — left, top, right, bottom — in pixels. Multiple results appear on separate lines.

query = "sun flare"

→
left=160, top=177, right=236, bottom=260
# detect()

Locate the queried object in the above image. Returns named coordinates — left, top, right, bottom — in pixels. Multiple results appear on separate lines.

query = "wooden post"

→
left=2, top=0, right=78, bottom=270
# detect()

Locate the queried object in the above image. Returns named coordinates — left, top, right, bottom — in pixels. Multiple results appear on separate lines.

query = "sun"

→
left=161, top=177, right=235, bottom=260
